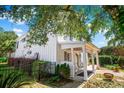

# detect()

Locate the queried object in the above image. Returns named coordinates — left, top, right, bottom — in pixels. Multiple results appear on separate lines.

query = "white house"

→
left=13, top=33, right=100, bottom=80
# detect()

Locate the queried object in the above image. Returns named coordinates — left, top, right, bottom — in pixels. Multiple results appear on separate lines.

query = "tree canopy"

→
left=103, top=6, right=124, bottom=46
left=0, top=27, right=17, bottom=57
left=0, top=5, right=123, bottom=46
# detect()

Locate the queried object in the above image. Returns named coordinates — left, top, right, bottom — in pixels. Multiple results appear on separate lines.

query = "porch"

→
left=59, top=41, right=100, bottom=81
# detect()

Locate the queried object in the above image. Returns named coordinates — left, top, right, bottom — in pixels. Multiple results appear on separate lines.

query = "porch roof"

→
left=59, top=41, right=100, bottom=52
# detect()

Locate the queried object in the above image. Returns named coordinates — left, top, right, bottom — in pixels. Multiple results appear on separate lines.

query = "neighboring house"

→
left=13, top=33, right=100, bottom=80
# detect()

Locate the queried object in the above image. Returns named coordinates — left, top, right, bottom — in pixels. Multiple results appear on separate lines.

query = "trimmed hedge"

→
left=0, top=57, right=7, bottom=63
left=99, top=55, right=112, bottom=66
left=99, top=55, right=124, bottom=68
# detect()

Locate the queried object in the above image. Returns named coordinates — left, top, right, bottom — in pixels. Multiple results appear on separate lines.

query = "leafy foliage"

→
left=99, top=55, right=124, bottom=68
left=100, top=46, right=124, bottom=56
left=0, top=71, right=32, bottom=88
left=0, top=27, right=17, bottom=57
left=0, top=5, right=112, bottom=45
left=99, top=55, right=113, bottom=66
left=1, top=5, right=124, bottom=47
left=103, top=6, right=124, bottom=46
left=55, top=63, right=70, bottom=79
left=0, top=63, right=33, bottom=88
left=0, top=57, right=7, bottom=63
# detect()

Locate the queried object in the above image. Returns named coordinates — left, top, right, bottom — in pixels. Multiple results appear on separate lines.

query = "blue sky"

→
left=0, top=18, right=108, bottom=48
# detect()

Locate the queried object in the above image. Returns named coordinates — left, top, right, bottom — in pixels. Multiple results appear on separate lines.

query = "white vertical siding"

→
left=14, top=34, right=57, bottom=63
left=39, top=34, right=57, bottom=62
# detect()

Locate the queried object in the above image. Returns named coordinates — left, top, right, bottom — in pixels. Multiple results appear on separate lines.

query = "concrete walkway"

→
left=61, top=81, right=83, bottom=88
left=21, top=82, right=50, bottom=88
left=96, top=69, right=124, bottom=77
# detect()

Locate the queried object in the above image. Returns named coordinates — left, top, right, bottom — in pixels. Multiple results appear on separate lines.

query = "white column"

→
left=91, top=53, right=95, bottom=73
left=86, top=52, right=89, bottom=65
left=82, top=43, right=88, bottom=80
left=96, top=52, right=100, bottom=68
left=71, top=48, right=75, bottom=78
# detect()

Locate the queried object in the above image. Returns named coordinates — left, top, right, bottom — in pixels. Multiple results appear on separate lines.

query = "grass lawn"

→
left=82, top=74, right=124, bottom=88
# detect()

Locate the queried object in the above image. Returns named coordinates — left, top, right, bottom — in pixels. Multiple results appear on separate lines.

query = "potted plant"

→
left=104, top=73, right=114, bottom=81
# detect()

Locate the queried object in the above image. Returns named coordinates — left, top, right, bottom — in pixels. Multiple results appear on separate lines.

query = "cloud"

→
left=13, top=28, right=24, bottom=37
left=98, top=41, right=106, bottom=45
left=0, top=17, right=6, bottom=20
left=13, top=28, right=23, bottom=33
left=17, top=33, right=23, bottom=37
left=97, top=41, right=108, bottom=47
left=9, top=19, right=14, bottom=23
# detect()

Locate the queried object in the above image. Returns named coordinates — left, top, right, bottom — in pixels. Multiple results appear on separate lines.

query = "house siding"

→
left=14, top=34, right=57, bottom=63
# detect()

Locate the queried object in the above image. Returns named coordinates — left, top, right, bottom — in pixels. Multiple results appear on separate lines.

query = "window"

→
left=64, top=51, right=71, bottom=61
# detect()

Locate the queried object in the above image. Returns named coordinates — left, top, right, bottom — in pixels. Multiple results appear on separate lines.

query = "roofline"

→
left=16, top=33, right=27, bottom=41
left=87, top=42, right=100, bottom=51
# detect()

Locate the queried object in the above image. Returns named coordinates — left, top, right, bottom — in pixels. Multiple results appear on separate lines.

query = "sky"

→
left=0, top=18, right=108, bottom=48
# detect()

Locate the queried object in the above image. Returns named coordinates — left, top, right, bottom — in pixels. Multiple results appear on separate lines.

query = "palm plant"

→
left=0, top=71, right=33, bottom=88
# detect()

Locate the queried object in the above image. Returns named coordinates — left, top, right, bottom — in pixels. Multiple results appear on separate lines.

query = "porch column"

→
left=82, top=42, right=88, bottom=80
left=96, top=52, right=100, bottom=68
left=71, top=48, right=75, bottom=77
left=91, top=53, right=95, bottom=73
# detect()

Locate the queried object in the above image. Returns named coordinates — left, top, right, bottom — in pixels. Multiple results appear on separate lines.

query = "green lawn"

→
left=83, top=74, right=124, bottom=88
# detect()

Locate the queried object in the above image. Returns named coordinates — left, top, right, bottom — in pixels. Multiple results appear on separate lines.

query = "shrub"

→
left=99, top=55, right=124, bottom=68
left=105, top=64, right=119, bottom=70
left=99, top=55, right=112, bottom=66
left=47, top=75, right=61, bottom=83
left=118, top=56, right=124, bottom=68
left=0, top=57, right=7, bottom=63
left=0, top=71, right=33, bottom=88
left=55, top=63, right=70, bottom=79
left=32, top=60, right=55, bottom=80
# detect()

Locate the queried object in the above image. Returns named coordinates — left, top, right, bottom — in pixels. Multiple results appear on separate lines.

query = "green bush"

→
left=0, top=57, right=7, bottom=63
left=99, top=55, right=124, bottom=68
left=32, top=60, right=49, bottom=80
left=55, top=63, right=70, bottom=79
left=47, top=75, right=61, bottom=83
left=99, top=55, right=112, bottom=66
left=105, top=64, right=119, bottom=70
left=118, top=56, right=124, bottom=68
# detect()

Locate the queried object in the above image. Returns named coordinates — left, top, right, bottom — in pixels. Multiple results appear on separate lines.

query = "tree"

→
left=0, top=5, right=111, bottom=45
left=103, top=6, right=124, bottom=46
left=0, top=28, right=17, bottom=57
